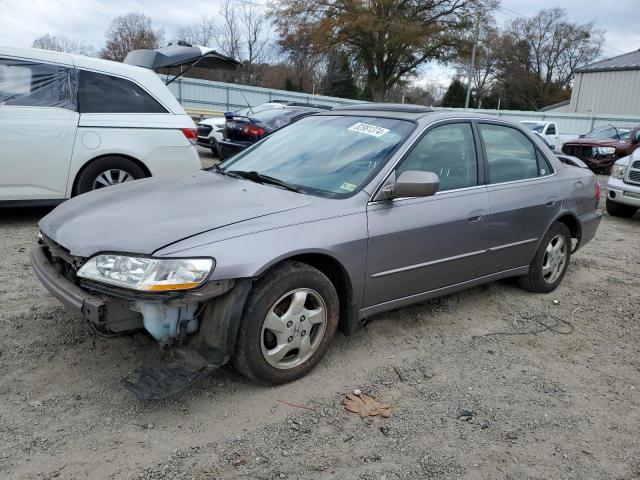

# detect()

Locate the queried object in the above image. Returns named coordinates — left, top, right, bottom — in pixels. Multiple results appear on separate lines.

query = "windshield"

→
left=218, top=115, right=415, bottom=197
left=585, top=126, right=631, bottom=140
left=232, top=103, right=283, bottom=117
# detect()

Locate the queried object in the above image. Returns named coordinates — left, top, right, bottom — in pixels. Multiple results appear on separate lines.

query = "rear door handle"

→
left=467, top=209, right=485, bottom=223
left=545, top=197, right=559, bottom=207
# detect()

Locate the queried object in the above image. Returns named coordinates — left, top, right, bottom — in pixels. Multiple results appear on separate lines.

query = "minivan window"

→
left=78, top=70, right=167, bottom=113
left=0, top=57, right=77, bottom=111
left=479, top=123, right=549, bottom=183
left=396, top=122, right=478, bottom=192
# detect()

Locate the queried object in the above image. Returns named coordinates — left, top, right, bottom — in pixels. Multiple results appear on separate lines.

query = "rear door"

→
left=478, top=122, right=560, bottom=271
left=365, top=121, right=491, bottom=308
left=0, top=56, right=79, bottom=201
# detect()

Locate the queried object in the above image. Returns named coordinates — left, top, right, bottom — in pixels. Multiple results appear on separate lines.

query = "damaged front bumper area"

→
left=30, top=239, right=252, bottom=399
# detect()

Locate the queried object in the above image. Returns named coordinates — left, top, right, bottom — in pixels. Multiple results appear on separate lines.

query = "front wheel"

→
left=517, top=222, right=571, bottom=293
left=606, top=199, right=637, bottom=218
left=232, top=261, right=339, bottom=385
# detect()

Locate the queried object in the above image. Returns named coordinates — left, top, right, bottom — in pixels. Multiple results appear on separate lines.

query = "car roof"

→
left=321, top=104, right=506, bottom=123
left=0, top=45, right=186, bottom=115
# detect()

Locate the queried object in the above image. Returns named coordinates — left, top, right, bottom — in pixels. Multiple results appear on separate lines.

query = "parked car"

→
left=521, top=121, right=574, bottom=150
left=605, top=148, right=640, bottom=217
left=217, top=105, right=329, bottom=159
left=0, top=46, right=202, bottom=206
left=197, top=102, right=291, bottom=155
left=31, top=104, right=601, bottom=399
left=532, top=133, right=589, bottom=169
left=562, top=125, right=640, bottom=174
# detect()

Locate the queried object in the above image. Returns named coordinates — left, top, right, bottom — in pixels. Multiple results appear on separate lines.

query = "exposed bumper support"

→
left=575, top=209, right=602, bottom=252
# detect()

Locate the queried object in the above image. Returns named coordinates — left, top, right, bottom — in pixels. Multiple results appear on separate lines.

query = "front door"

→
left=0, top=56, right=78, bottom=202
left=365, top=121, right=491, bottom=309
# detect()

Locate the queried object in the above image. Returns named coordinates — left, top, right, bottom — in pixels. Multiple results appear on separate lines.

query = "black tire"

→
left=517, top=222, right=571, bottom=293
left=75, top=156, right=146, bottom=195
left=606, top=199, right=637, bottom=218
left=210, top=138, right=219, bottom=158
left=232, top=261, right=339, bottom=385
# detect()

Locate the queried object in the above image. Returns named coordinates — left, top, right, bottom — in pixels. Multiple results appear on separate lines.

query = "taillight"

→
left=595, top=181, right=601, bottom=203
left=181, top=128, right=198, bottom=145
left=242, top=124, right=266, bottom=139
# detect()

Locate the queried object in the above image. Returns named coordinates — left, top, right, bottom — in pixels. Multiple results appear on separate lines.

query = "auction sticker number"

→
left=348, top=123, right=390, bottom=137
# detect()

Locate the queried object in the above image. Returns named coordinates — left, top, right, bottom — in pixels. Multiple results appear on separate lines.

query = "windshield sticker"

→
left=348, top=122, right=390, bottom=137
left=340, top=182, right=357, bottom=192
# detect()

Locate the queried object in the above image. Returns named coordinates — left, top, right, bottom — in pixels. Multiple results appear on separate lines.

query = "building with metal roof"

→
left=557, top=49, right=640, bottom=116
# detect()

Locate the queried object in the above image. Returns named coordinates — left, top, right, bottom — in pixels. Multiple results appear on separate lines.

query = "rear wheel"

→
left=517, top=222, right=571, bottom=293
left=75, top=156, right=146, bottom=195
left=606, top=199, right=637, bottom=218
left=232, top=261, right=339, bottom=385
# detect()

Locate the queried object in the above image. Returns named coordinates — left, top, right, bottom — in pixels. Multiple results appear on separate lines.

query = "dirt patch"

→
left=1, top=179, right=639, bottom=479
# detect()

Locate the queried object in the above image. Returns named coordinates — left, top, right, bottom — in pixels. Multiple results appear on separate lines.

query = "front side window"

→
left=219, top=115, right=415, bottom=197
left=396, top=122, right=478, bottom=192
left=0, top=57, right=77, bottom=110
left=78, top=70, right=167, bottom=113
left=479, top=123, right=550, bottom=183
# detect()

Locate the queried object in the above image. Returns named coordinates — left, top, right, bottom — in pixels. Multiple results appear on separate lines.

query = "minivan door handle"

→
left=467, top=209, right=485, bottom=223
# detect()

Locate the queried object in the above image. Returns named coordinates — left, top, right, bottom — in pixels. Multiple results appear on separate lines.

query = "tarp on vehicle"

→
left=0, top=58, right=78, bottom=111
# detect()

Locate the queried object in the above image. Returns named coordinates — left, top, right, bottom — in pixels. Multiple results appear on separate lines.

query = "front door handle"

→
left=467, top=209, right=485, bottom=223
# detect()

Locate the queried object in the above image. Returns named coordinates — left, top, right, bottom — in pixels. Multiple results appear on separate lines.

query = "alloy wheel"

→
left=542, top=234, right=568, bottom=284
left=260, top=288, right=327, bottom=369
left=92, top=169, right=134, bottom=189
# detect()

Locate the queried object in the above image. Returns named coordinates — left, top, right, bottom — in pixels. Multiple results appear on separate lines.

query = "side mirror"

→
left=383, top=171, right=439, bottom=199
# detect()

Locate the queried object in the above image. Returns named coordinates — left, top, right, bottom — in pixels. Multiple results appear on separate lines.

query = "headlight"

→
left=596, top=146, right=616, bottom=155
left=77, top=255, right=214, bottom=291
left=611, top=164, right=627, bottom=179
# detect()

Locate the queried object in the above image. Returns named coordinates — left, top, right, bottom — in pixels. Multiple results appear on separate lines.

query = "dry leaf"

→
left=342, top=393, right=392, bottom=418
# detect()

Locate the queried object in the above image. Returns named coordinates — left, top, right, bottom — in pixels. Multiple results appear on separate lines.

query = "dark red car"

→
left=562, top=126, right=640, bottom=174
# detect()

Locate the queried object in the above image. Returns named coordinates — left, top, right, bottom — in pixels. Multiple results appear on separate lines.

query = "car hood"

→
left=565, top=138, right=622, bottom=147
left=38, top=170, right=315, bottom=257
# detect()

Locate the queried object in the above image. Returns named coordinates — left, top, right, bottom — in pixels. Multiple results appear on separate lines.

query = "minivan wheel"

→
left=232, top=261, right=339, bottom=385
left=75, top=156, right=146, bottom=195
left=517, top=222, right=571, bottom=293
left=606, top=199, right=637, bottom=218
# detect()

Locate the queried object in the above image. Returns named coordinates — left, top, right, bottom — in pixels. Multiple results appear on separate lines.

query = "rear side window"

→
left=0, top=57, right=77, bottom=110
left=479, top=123, right=550, bottom=183
left=546, top=124, right=556, bottom=135
left=78, top=70, right=167, bottom=113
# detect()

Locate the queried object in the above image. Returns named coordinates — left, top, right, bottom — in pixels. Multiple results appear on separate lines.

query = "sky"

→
left=1, top=0, right=639, bottom=90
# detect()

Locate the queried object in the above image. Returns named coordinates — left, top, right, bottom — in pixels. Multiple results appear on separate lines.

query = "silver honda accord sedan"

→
left=31, top=104, right=602, bottom=398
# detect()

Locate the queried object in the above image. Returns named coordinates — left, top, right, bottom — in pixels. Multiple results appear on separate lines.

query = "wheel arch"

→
left=257, top=252, right=359, bottom=336
left=554, top=212, right=581, bottom=252
left=71, top=154, right=152, bottom=196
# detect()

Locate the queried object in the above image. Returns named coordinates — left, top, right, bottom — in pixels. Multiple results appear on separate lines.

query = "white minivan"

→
left=0, top=46, right=202, bottom=206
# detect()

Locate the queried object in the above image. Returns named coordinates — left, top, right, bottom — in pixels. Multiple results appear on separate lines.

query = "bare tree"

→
left=32, top=33, right=95, bottom=56
left=174, top=16, right=217, bottom=47
left=100, top=13, right=165, bottom=62
left=504, top=8, right=604, bottom=107
left=218, top=0, right=242, bottom=59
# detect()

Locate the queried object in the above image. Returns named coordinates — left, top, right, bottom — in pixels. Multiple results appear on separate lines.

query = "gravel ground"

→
left=1, top=171, right=639, bottom=480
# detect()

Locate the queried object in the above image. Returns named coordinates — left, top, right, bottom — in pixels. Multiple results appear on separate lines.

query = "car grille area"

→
left=562, top=145, right=593, bottom=158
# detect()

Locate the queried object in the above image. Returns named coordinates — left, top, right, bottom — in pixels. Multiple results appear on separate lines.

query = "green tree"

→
left=324, top=53, right=360, bottom=99
left=441, top=78, right=473, bottom=108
